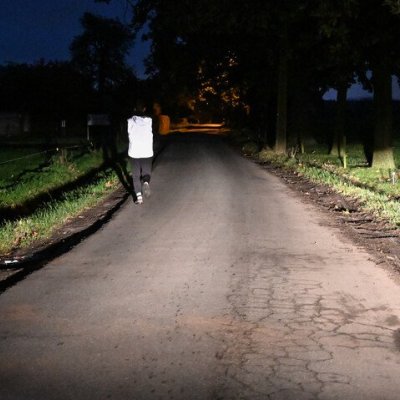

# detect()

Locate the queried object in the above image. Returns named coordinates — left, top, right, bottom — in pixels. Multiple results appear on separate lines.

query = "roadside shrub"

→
left=242, top=141, right=259, bottom=156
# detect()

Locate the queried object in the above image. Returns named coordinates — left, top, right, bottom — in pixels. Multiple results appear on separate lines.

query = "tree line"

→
left=98, top=0, right=400, bottom=169
left=2, top=1, right=400, bottom=169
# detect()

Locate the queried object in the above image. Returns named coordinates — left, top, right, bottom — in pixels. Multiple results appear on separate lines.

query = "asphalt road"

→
left=1, top=134, right=400, bottom=400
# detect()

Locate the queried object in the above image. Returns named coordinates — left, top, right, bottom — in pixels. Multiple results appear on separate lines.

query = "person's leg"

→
left=131, top=158, right=142, bottom=199
left=141, top=157, right=152, bottom=183
left=141, top=157, right=152, bottom=198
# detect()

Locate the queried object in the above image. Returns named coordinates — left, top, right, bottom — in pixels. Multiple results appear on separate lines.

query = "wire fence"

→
left=0, top=144, right=92, bottom=166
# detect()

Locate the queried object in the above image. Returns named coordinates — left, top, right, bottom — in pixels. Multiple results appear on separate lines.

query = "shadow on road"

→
left=0, top=187, right=128, bottom=295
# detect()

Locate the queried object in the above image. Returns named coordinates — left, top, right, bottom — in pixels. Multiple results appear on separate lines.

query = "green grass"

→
left=0, top=170, right=120, bottom=255
left=0, top=145, right=128, bottom=256
left=256, top=141, right=400, bottom=227
left=0, top=147, right=104, bottom=208
left=0, top=147, right=48, bottom=182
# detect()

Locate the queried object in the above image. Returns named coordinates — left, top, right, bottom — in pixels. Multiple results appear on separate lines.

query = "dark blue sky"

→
left=0, top=0, right=399, bottom=99
left=0, top=0, right=150, bottom=77
left=323, top=77, right=400, bottom=101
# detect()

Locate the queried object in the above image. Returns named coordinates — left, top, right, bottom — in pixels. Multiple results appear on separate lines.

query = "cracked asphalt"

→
left=1, top=133, right=400, bottom=400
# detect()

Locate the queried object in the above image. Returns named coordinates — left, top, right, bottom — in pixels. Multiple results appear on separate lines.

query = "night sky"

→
left=0, top=0, right=150, bottom=78
left=0, top=0, right=399, bottom=99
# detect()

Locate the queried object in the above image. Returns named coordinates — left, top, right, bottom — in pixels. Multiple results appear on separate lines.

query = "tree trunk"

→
left=290, top=85, right=317, bottom=153
left=371, top=57, right=395, bottom=169
left=275, top=34, right=288, bottom=154
left=330, top=81, right=347, bottom=158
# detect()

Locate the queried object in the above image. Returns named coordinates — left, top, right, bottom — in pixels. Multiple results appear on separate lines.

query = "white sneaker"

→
left=143, top=182, right=151, bottom=198
left=135, top=193, right=143, bottom=204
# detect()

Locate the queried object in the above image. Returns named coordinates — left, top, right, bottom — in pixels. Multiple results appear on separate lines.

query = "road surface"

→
left=1, top=134, right=400, bottom=400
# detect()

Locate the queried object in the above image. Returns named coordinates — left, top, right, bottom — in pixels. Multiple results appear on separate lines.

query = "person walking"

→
left=128, top=104, right=153, bottom=204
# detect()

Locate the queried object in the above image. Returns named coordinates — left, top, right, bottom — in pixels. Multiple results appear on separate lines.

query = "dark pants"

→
left=131, top=157, right=152, bottom=195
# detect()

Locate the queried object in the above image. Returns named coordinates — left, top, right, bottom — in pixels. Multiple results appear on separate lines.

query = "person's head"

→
left=133, top=100, right=148, bottom=116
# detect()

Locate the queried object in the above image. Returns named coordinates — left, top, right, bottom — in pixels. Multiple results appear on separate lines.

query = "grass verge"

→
left=0, top=146, right=104, bottom=209
left=257, top=145, right=400, bottom=227
left=0, top=169, right=120, bottom=256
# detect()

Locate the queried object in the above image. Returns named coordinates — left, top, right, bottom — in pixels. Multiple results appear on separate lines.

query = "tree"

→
left=357, top=0, right=400, bottom=169
left=128, top=0, right=280, bottom=134
left=70, top=12, right=134, bottom=97
left=314, top=0, right=359, bottom=159
left=113, top=1, right=246, bottom=121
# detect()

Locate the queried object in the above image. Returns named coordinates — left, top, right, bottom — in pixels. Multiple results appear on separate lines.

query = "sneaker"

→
left=135, top=193, right=143, bottom=204
left=143, top=182, right=151, bottom=198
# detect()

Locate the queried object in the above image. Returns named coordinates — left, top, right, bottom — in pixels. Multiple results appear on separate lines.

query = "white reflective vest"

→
left=127, top=116, right=153, bottom=158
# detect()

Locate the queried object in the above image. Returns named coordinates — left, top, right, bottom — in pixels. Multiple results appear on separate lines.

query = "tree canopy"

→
left=70, top=12, right=134, bottom=95
left=115, top=0, right=399, bottom=167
